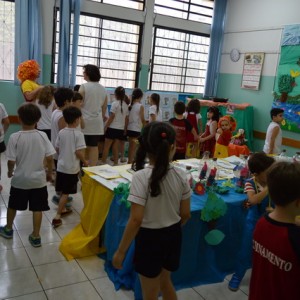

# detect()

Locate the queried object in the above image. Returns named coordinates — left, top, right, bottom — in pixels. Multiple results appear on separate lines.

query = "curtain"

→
left=14, top=0, right=43, bottom=84
left=204, top=0, right=228, bottom=98
left=57, top=0, right=81, bottom=88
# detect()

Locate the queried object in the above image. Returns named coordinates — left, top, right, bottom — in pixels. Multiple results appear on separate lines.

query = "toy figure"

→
left=231, top=128, right=247, bottom=146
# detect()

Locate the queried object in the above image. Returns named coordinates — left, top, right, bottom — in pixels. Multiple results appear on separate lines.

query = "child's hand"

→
left=7, top=170, right=13, bottom=178
left=82, top=160, right=89, bottom=167
left=217, top=128, right=223, bottom=134
left=112, top=250, right=125, bottom=270
left=199, top=137, right=204, bottom=143
left=46, top=170, right=53, bottom=183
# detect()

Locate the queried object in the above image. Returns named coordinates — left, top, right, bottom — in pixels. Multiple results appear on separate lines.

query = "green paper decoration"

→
left=200, top=191, right=228, bottom=222
left=113, top=182, right=131, bottom=208
left=204, top=229, right=225, bottom=246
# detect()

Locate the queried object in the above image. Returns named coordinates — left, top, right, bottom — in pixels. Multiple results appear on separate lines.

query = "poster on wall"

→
left=241, top=52, right=265, bottom=90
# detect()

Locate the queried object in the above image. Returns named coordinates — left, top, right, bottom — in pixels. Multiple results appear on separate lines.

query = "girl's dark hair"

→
left=187, top=99, right=200, bottom=114
left=72, top=92, right=83, bottom=102
left=83, top=64, right=101, bottom=82
left=133, top=122, right=176, bottom=197
left=207, top=106, right=220, bottom=122
left=151, top=93, right=160, bottom=114
left=247, top=152, right=275, bottom=174
left=38, top=85, right=55, bottom=109
left=114, top=86, right=126, bottom=113
left=129, top=88, right=143, bottom=111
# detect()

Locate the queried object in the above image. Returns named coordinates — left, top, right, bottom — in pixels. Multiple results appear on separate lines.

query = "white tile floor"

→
left=0, top=154, right=250, bottom=299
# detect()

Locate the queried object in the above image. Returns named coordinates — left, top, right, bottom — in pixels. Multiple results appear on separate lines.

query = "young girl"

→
left=127, top=88, right=146, bottom=164
left=185, top=99, right=202, bottom=158
left=214, top=115, right=236, bottom=158
left=71, top=92, right=85, bottom=129
left=199, top=106, right=220, bottom=157
left=112, top=122, right=191, bottom=300
left=36, top=85, right=56, bottom=141
left=148, top=93, right=162, bottom=122
left=228, top=152, right=275, bottom=291
left=101, top=86, right=129, bottom=165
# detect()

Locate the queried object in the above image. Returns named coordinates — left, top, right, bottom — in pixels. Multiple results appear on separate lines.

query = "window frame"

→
left=89, top=0, right=145, bottom=11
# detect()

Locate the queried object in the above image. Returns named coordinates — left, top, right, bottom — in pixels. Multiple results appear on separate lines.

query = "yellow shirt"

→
left=21, top=80, right=40, bottom=101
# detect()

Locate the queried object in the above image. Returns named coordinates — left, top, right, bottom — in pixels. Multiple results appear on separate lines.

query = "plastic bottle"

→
left=206, top=167, right=217, bottom=187
left=278, top=149, right=287, bottom=160
left=199, top=162, right=208, bottom=180
left=293, top=152, right=300, bottom=163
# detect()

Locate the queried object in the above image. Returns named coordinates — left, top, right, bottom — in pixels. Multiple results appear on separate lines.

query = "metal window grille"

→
left=52, top=11, right=143, bottom=88
left=0, top=0, right=14, bottom=81
left=154, top=0, right=214, bottom=24
left=89, top=0, right=145, bottom=11
left=149, top=27, right=210, bottom=93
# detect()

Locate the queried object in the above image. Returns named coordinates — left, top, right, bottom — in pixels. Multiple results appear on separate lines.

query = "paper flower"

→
left=17, top=60, right=40, bottom=82
left=194, top=182, right=205, bottom=195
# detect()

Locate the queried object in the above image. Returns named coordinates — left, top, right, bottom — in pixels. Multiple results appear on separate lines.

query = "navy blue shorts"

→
left=127, top=130, right=141, bottom=138
left=55, top=172, right=78, bottom=194
left=105, top=128, right=125, bottom=140
left=84, top=135, right=101, bottom=147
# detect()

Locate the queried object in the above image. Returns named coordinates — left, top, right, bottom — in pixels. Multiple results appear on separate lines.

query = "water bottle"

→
left=279, top=149, right=287, bottom=159
left=293, top=152, right=300, bottom=163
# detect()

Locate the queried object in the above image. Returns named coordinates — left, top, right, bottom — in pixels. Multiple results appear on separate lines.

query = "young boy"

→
left=52, top=106, right=88, bottom=228
left=169, top=101, right=199, bottom=160
left=228, top=152, right=275, bottom=291
left=249, top=161, right=300, bottom=300
left=51, top=87, right=73, bottom=206
left=0, top=103, right=55, bottom=247
left=263, top=108, right=284, bottom=155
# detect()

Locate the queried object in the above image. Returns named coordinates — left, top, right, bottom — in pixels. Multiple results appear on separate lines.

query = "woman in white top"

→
left=36, top=85, right=56, bottom=141
left=127, top=88, right=146, bottom=164
left=149, top=93, right=162, bottom=122
left=101, top=86, right=129, bottom=165
left=79, top=64, right=107, bottom=166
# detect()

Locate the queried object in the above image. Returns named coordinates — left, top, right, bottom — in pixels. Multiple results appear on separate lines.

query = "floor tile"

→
left=44, top=209, right=81, bottom=225
left=91, top=277, right=134, bottom=300
left=45, top=281, right=102, bottom=300
left=34, top=260, right=88, bottom=289
left=0, top=267, right=43, bottom=299
left=6, top=291, right=47, bottom=300
left=54, top=223, right=79, bottom=239
left=25, top=242, right=65, bottom=266
left=239, top=269, right=251, bottom=295
left=0, top=247, right=31, bottom=272
left=13, top=214, right=51, bottom=231
left=76, top=255, right=107, bottom=280
left=0, top=228, right=24, bottom=250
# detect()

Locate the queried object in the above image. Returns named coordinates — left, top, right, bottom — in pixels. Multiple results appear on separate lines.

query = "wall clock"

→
left=230, top=48, right=240, bottom=62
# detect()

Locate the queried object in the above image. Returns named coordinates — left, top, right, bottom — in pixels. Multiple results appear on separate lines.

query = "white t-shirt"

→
left=80, top=82, right=107, bottom=135
left=51, top=109, right=63, bottom=160
left=0, top=103, right=8, bottom=142
left=149, top=105, right=162, bottom=122
left=263, top=121, right=282, bottom=154
left=183, top=112, right=202, bottom=121
left=36, top=101, right=55, bottom=130
left=55, top=128, right=86, bottom=174
left=6, top=130, right=56, bottom=189
left=128, top=165, right=191, bottom=229
left=109, top=100, right=129, bottom=130
left=128, top=102, right=142, bottom=132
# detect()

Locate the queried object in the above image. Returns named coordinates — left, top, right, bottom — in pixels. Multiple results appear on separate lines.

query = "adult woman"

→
left=17, top=60, right=43, bottom=102
left=79, top=64, right=107, bottom=166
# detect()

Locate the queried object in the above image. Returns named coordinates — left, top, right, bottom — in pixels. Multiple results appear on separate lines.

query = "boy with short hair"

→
left=249, top=161, right=300, bottom=300
left=263, top=108, right=284, bottom=155
left=0, top=103, right=55, bottom=247
left=52, top=106, right=88, bottom=228
left=169, top=101, right=199, bottom=160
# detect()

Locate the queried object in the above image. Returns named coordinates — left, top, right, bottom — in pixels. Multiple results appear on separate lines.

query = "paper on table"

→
left=223, top=155, right=244, bottom=165
left=120, top=171, right=133, bottom=182
left=83, top=164, right=132, bottom=179
left=217, top=159, right=236, bottom=170
left=90, top=175, right=129, bottom=191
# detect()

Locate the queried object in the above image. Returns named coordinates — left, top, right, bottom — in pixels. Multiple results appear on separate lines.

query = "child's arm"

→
left=139, top=105, right=146, bottom=126
left=58, top=116, right=67, bottom=130
left=80, top=116, right=85, bottom=129
left=104, top=113, right=115, bottom=131
left=268, top=126, right=280, bottom=154
left=215, top=128, right=223, bottom=141
left=2, top=116, right=9, bottom=133
left=75, top=149, right=89, bottom=167
left=191, top=128, right=200, bottom=141
left=247, top=186, right=268, bottom=205
left=45, top=155, right=54, bottom=182
left=180, top=198, right=191, bottom=225
left=23, top=86, right=44, bottom=102
left=199, top=121, right=217, bottom=142
left=198, top=118, right=203, bottom=135
left=113, top=203, right=144, bottom=269
left=102, top=96, right=108, bottom=121
left=124, top=115, right=129, bottom=135
left=7, top=160, right=15, bottom=178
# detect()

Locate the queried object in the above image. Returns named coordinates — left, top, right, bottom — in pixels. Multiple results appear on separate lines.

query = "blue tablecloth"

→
left=103, top=187, right=248, bottom=300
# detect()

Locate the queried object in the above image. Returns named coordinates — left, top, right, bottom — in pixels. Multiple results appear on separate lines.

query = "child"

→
left=112, top=122, right=191, bottom=300
left=249, top=161, right=300, bottom=300
left=228, top=152, right=275, bottom=291
left=0, top=102, right=9, bottom=191
left=51, top=87, right=73, bottom=206
left=101, top=86, right=129, bottom=166
left=52, top=106, right=88, bottom=228
left=214, top=115, right=236, bottom=158
left=0, top=103, right=55, bottom=247
left=199, top=106, right=220, bottom=157
left=127, top=88, right=145, bottom=164
left=169, top=101, right=199, bottom=161
left=148, top=93, right=162, bottom=122
left=71, top=92, right=85, bottom=129
left=263, top=108, right=284, bottom=155
left=185, top=99, right=202, bottom=158
left=36, top=85, right=56, bottom=141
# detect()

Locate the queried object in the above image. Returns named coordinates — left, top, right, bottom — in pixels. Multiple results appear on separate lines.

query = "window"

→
left=154, top=0, right=214, bottom=24
left=53, top=12, right=142, bottom=88
left=89, top=0, right=144, bottom=11
left=0, top=0, right=14, bottom=80
left=149, top=27, right=210, bottom=93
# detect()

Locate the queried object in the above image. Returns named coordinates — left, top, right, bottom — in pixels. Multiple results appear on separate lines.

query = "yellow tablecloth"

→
left=59, top=171, right=114, bottom=260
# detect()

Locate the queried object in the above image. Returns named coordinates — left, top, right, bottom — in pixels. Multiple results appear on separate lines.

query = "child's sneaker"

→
left=28, top=234, right=41, bottom=247
left=228, top=274, right=241, bottom=291
left=51, top=195, right=72, bottom=208
left=0, top=226, right=13, bottom=239
left=52, top=218, right=62, bottom=228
